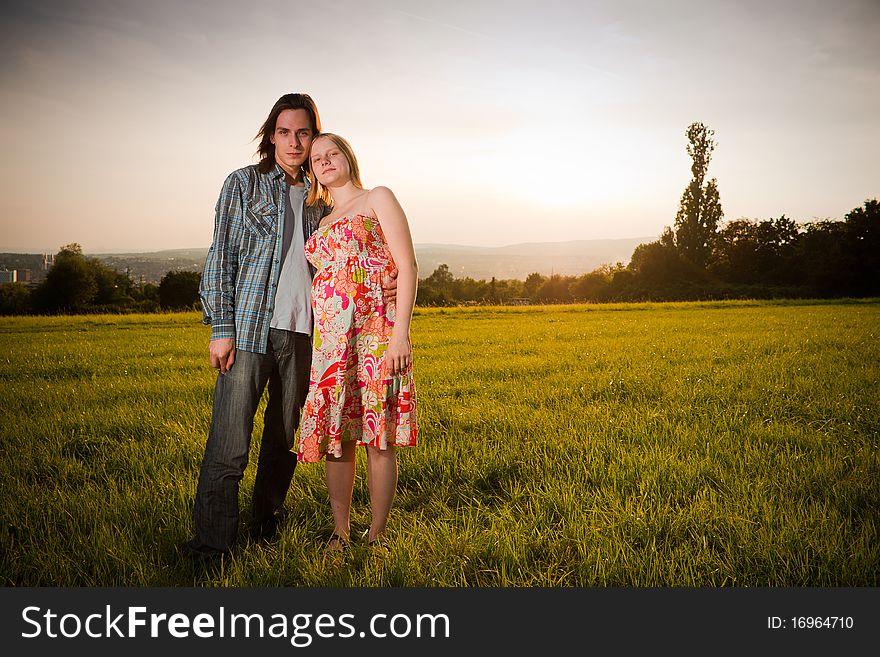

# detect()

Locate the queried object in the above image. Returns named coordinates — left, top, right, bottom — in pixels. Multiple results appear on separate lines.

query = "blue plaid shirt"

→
left=200, top=163, right=327, bottom=354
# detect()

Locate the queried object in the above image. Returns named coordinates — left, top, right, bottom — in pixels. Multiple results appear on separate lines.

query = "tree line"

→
left=2, top=122, right=877, bottom=315
left=414, top=194, right=876, bottom=307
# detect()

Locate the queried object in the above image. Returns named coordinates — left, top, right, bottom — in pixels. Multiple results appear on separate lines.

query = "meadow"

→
left=0, top=299, right=878, bottom=587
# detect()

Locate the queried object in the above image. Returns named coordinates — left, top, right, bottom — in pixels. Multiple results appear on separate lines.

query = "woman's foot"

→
left=368, top=536, right=391, bottom=556
left=326, top=533, right=349, bottom=554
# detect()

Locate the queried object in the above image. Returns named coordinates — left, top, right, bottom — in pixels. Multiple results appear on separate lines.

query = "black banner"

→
left=1, top=587, right=875, bottom=655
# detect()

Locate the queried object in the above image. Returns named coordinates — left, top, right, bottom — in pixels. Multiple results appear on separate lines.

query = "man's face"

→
left=271, top=108, right=314, bottom=177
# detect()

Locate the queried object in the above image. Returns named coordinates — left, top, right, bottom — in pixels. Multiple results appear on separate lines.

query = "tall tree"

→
left=674, top=122, right=724, bottom=268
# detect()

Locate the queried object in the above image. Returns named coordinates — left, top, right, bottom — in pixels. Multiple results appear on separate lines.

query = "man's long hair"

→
left=255, top=93, right=321, bottom=174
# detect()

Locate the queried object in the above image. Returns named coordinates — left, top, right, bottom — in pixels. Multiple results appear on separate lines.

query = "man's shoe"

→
left=181, top=540, right=228, bottom=566
left=248, top=508, right=288, bottom=543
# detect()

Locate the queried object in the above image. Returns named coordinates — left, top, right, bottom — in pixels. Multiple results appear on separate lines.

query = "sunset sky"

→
left=1, top=0, right=878, bottom=253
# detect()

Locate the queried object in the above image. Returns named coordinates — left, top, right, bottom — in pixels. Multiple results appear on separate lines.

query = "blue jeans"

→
left=188, top=328, right=311, bottom=554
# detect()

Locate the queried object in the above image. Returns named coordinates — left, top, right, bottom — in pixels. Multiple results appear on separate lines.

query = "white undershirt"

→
left=269, top=185, right=313, bottom=334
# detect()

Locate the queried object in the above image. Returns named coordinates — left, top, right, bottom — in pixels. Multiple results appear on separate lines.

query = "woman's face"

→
left=310, top=137, right=350, bottom=187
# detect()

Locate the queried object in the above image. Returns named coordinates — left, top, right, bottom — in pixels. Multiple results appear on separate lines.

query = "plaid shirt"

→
left=200, top=163, right=327, bottom=354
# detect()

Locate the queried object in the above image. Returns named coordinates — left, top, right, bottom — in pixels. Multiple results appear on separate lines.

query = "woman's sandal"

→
left=368, top=537, right=391, bottom=556
left=326, top=533, right=349, bottom=553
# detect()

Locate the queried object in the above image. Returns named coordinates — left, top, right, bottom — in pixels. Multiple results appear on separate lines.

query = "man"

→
left=185, top=93, right=326, bottom=562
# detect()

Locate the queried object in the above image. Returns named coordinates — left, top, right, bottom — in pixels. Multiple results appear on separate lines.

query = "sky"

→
left=0, top=0, right=878, bottom=253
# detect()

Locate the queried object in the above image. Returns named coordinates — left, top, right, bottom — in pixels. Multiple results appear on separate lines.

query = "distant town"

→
left=0, top=252, right=55, bottom=286
left=0, top=249, right=205, bottom=288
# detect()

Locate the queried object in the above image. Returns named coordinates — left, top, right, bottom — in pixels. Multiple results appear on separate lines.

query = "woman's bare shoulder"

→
left=366, top=185, right=395, bottom=200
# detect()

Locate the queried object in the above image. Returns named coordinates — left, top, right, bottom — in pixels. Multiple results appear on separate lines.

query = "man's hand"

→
left=209, top=338, right=236, bottom=373
left=382, top=270, right=399, bottom=304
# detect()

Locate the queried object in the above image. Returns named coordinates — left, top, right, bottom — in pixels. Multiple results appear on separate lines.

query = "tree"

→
left=159, top=270, right=202, bottom=309
left=712, top=216, right=800, bottom=285
left=522, top=272, right=545, bottom=300
left=674, top=122, right=724, bottom=268
left=795, top=199, right=880, bottom=297
left=0, top=282, right=32, bottom=315
left=492, top=278, right=523, bottom=304
left=629, top=227, right=700, bottom=287
left=796, top=220, right=850, bottom=295
left=34, top=243, right=97, bottom=313
left=488, top=277, right=498, bottom=304
left=570, top=270, right=609, bottom=301
left=417, top=264, right=455, bottom=306
left=451, top=276, right=487, bottom=303
left=425, top=263, right=454, bottom=287
left=842, top=199, right=880, bottom=295
left=536, top=274, right=572, bottom=303
left=89, top=258, right=131, bottom=306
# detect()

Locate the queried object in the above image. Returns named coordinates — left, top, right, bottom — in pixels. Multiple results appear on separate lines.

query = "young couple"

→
left=185, top=93, right=418, bottom=562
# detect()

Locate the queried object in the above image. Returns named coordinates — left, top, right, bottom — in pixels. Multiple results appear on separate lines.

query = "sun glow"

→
left=470, top=125, right=656, bottom=209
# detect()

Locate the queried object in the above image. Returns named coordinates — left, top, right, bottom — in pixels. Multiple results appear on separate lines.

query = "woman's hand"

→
left=385, top=333, right=412, bottom=377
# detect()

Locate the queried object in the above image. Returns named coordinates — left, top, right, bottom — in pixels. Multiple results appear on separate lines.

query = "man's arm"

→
left=200, top=171, right=244, bottom=371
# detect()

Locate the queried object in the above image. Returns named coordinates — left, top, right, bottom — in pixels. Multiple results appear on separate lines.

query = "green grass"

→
left=1, top=299, right=878, bottom=586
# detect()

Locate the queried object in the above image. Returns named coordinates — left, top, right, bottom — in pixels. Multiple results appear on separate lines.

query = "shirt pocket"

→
left=245, top=198, right=279, bottom=238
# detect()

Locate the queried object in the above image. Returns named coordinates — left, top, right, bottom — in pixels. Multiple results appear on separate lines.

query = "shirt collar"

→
left=271, top=163, right=311, bottom=192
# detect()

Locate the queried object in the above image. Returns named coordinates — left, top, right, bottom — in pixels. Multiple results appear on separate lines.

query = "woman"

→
left=296, top=133, right=418, bottom=553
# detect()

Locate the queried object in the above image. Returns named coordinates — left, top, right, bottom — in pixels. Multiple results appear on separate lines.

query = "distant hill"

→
left=1, top=237, right=655, bottom=284
left=417, top=237, right=654, bottom=280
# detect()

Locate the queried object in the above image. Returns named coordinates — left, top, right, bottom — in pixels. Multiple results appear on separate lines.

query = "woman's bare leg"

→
left=366, top=444, right=397, bottom=542
left=325, top=441, right=356, bottom=541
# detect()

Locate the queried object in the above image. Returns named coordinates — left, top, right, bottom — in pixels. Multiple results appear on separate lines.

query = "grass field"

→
left=1, top=299, right=878, bottom=586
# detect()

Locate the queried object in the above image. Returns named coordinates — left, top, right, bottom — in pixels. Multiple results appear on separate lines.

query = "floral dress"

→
left=296, top=213, right=417, bottom=462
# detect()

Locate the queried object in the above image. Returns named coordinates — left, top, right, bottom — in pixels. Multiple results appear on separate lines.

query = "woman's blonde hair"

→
left=306, top=133, right=364, bottom=207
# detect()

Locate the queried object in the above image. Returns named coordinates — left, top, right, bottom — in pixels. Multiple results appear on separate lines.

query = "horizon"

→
left=0, top=233, right=658, bottom=256
left=1, top=0, right=878, bottom=252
